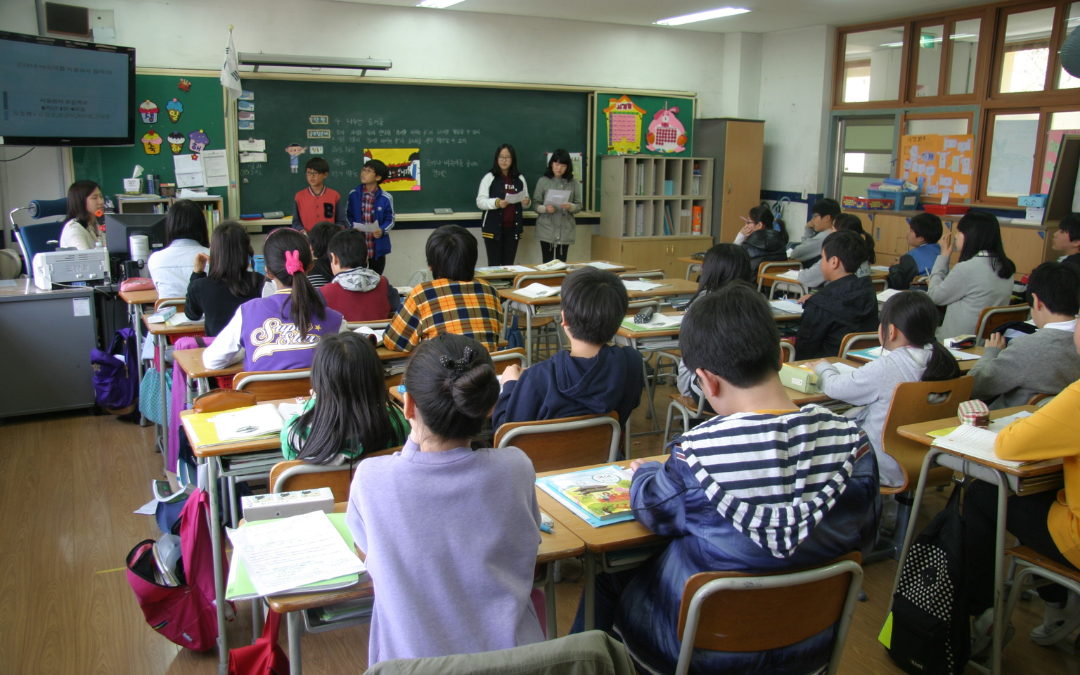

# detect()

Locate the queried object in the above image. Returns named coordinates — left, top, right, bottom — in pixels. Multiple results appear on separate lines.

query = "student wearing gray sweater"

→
left=788, top=198, right=840, bottom=264
left=971, top=262, right=1080, bottom=409
left=927, top=211, right=1016, bottom=340
left=811, top=291, right=961, bottom=487
left=797, top=213, right=875, bottom=289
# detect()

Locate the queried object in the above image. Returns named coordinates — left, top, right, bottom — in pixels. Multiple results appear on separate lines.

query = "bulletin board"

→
left=897, top=134, right=975, bottom=202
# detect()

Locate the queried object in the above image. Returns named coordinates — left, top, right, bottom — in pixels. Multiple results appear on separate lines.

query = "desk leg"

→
left=583, top=551, right=596, bottom=631
left=157, top=333, right=169, bottom=474
left=525, top=310, right=533, bottom=368
left=208, top=457, right=229, bottom=675
left=640, top=358, right=658, bottom=430
left=990, top=468, right=1009, bottom=675
left=545, top=562, right=557, bottom=640
left=131, top=304, right=150, bottom=426
left=288, top=610, right=303, bottom=675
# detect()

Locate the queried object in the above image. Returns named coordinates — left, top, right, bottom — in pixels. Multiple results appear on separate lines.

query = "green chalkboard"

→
left=72, top=72, right=228, bottom=210
left=237, top=79, right=589, bottom=216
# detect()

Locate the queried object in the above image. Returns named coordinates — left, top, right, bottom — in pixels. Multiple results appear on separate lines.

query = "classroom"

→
left=3, top=0, right=1080, bottom=673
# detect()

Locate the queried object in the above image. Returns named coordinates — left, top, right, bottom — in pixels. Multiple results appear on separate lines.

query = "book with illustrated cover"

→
left=536, top=465, right=635, bottom=527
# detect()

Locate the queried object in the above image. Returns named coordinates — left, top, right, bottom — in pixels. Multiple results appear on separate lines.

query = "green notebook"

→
left=226, top=512, right=362, bottom=601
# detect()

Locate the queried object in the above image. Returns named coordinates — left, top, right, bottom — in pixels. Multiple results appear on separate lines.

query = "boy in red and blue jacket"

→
left=346, top=159, right=395, bottom=276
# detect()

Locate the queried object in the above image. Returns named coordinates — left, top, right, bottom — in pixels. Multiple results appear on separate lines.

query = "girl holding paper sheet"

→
left=533, top=149, right=581, bottom=263
left=478, top=144, right=530, bottom=266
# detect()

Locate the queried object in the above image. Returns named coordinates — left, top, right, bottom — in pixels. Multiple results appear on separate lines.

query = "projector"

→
left=33, top=249, right=111, bottom=290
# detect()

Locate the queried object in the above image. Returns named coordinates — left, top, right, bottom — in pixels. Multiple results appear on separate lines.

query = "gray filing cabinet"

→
left=0, top=280, right=98, bottom=418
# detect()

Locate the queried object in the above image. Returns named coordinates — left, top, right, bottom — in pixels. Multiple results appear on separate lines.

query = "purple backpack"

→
left=92, top=327, right=139, bottom=414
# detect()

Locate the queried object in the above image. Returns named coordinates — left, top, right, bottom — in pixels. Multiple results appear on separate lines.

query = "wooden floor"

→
left=1, top=381, right=1076, bottom=675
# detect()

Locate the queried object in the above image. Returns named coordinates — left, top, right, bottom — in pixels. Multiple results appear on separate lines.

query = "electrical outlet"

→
left=801, top=188, right=808, bottom=200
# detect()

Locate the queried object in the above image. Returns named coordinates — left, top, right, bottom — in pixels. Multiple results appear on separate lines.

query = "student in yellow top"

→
left=963, top=317, right=1080, bottom=655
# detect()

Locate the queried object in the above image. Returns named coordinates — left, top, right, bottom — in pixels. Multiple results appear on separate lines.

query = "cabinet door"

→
left=669, top=239, right=708, bottom=277
left=719, top=122, right=764, bottom=243
left=620, top=239, right=668, bottom=272
left=873, top=215, right=910, bottom=257
left=999, top=226, right=1046, bottom=276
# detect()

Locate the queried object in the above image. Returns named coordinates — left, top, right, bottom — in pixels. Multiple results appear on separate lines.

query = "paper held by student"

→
left=352, top=221, right=381, bottom=233
left=505, top=191, right=528, bottom=205
left=543, top=189, right=572, bottom=207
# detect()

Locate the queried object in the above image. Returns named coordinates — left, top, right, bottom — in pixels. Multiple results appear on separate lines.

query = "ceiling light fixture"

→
left=654, top=7, right=750, bottom=26
left=417, top=0, right=466, bottom=8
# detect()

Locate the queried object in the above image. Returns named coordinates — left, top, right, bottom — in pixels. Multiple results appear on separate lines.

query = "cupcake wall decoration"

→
left=166, top=98, right=184, bottom=123
left=139, top=100, right=158, bottom=124
left=189, top=130, right=210, bottom=154
left=167, top=131, right=185, bottom=155
left=141, top=130, right=163, bottom=155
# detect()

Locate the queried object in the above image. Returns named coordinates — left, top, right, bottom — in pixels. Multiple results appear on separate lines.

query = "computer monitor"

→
left=104, top=212, right=167, bottom=258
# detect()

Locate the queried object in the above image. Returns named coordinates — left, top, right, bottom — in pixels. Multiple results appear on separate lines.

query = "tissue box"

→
left=241, top=487, right=334, bottom=521
left=958, top=400, right=989, bottom=428
left=1017, top=194, right=1047, bottom=207
left=780, top=363, right=819, bottom=393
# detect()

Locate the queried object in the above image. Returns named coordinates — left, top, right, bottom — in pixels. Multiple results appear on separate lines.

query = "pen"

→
left=540, top=523, right=553, bottom=534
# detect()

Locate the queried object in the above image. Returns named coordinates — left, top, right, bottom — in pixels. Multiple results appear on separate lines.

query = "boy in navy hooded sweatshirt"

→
left=493, top=266, right=643, bottom=433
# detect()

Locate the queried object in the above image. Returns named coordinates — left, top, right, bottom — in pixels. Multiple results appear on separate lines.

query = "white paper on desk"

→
left=769, top=299, right=804, bottom=315
left=514, top=283, right=561, bottom=298
left=212, top=403, right=284, bottom=441
left=227, top=511, right=365, bottom=597
left=173, top=153, right=205, bottom=188
left=641, top=313, right=684, bottom=328
left=179, top=188, right=209, bottom=199
left=622, top=280, right=663, bottom=292
left=201, top=149, right=230, bottom=188
left=931, top=425, right=1033, bottom=467
left=533, top=260, right=567, bottom=271
left=277, top=402, right=304, bottom=420
left=476, top=264, right=533, bottom=273
left=775, top=269, right=801, bottom=281
left=585, top=261, right=620, bottom=270
left=352, top=221, right=381, bottom=233
left=988, top=411, right=1033, bottom=432
left=877, top=288, right=902, bottom=303
left=352, top=325, right=386, bottom=343
left=505, top=191, right=528, bottom=205
left=871, top=266, right=890, bottom=273
left=238, top=139, right=266, bottom=152
left=947, top=349, right=982, bottom=361
left=543, top=189, right=572, bottom=207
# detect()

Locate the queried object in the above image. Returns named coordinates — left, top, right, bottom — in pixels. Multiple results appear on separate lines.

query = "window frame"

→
left=991, top=0, right=1065, bottom=100
left=833, top=20, right=912, bottom=110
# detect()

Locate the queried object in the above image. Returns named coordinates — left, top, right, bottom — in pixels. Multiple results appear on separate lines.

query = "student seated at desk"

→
left=383, top=224, right=503, bottom=353
left=305, top=221, right=340, bottom=289
left=964, top=321, right=1080, bottom=655
left=492, top=266, right=643, bottom=432
left=1053, top=213, right=1080, bottom=273
left=346, top=334, right=545, bottom=664
left=797, top=213, right=875, bottom=289
left=184, top=222, right=265, bottom=337
left=281, top=333, right=408, bottom=464
left=787, top=197, right=840, bottom=265
left=971, top=262, right=1080, bottom=409
left=319, top=229, right=399, bottom=321
left=147, top=199, right=211, bottom=299
left=927, top=210, right=1015, bottom=340
left=571, top=283, right=880, bottom=675
left=203, top=228, right=346, bottom=371
left=886, top=212, right=942, bottom=290
left=733, top=205, right=787, bottom=276
left=810, top=291, right=960, bottom=488
left=794, top=230, right=879, bottom=360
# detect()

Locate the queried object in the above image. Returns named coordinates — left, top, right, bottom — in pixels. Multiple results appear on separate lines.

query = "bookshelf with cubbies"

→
left=592, top=156, right=713, bottom=278
left=115, top=194, right=224, bottom=240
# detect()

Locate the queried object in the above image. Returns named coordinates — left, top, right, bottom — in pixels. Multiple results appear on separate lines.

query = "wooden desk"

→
left=677, top=256, right=703, bottom=280
left=890, top=405, right=1060, bottom=675
left=848, top=344, right=985, bottom=373
left=535, top=456, right=669, bottom=631
left=118, top=288, right=158, bottom=306
left=475, top=261, right=634, bottom=281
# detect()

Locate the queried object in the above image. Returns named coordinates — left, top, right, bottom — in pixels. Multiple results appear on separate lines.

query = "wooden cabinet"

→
left=696, top=119, right=764, bottom=244
left=592, top=235, right=705, bottom=279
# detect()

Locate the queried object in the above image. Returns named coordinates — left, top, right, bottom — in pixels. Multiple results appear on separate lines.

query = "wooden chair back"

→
left=838, top=332, right=881, bottom=358
left=675, top=552, right=863, bottom=656
left=491, top=348, right=527, bottom=374
left=619, top=269, right=667, bottom=280
left=1028, top=393, right=1056, bottom=407
left=346, top=320, right=391, bottom=330
left=975, top=304, right=1030, bottom=346
left=493, top=412, right=620, bottom=473
left=511, top=271, right=565, bottom=289
left=234, top=369, right=312, bottom=403
left=881, top=375, right=974, bottom=492
left=154, top=297, right=185, bottom=312
left=756, top=261, right=801, bottom=291
left=269, top=446, right=402, bottom=502
left=780, top=340, right=795, bottom=364
left=872, top=278, right=887, bottom=292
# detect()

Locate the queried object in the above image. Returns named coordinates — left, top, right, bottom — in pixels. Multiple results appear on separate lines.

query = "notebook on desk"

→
left=929, top=412, right=1051, bottom=469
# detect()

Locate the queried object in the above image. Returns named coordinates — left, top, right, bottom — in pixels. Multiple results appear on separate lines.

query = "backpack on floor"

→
left=881, top=484, right=970, bottom=675
left=92, top=327, right=139, bottom=414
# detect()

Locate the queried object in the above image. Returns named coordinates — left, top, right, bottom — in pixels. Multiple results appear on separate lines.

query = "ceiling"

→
left=329, top=0, right=994, bottom=34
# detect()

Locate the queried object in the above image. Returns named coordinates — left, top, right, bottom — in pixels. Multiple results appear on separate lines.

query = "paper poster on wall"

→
left=1041, top=129, right=1080, bottom=193
left=173, top=153, right=205, bottom=187
left=364, top=148, right=420, bottom=191
left=603, top=95, right=645, bottom=154
left=898, top=134, right=974, bottom=202
left=201, top=149, right=229, bottom=188
left=645, top=104, right=687, bottom=154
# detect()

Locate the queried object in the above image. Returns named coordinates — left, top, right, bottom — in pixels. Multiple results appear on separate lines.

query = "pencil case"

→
left=779, top=363, right=819, bottom=393
left=958, top=400, right=989, bottom=428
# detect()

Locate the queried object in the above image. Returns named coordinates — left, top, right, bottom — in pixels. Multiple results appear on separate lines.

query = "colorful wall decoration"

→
left=364, top=147, right=421, bottom=191
left=897, top=134, right=975, bottom=202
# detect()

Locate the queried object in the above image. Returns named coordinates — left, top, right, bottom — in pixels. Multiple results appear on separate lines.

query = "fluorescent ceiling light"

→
left=654, top=7, right=750, bottom=26
left=417, top=0, right=465, bottom=8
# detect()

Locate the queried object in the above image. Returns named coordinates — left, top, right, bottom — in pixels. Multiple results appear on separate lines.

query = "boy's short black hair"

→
left=305, top=157, right=329, bottom=175
left=909, top=212, right=943, bottom=244
left=327, top=228, right=367, bottom=269
left=1027, top=261, right=1080, bottom=316
left=308, top=221, right=340, bottom=259
left=560, top=267, right=629, bottom=345
left=365, top=159, right=389, bottom=183
left=822, top=230, right=868, bottom=273
left=682, top=283, right=781, bottom=389
left=426, top=224, right=477, bottom=281
left=812, top=198, right=841, bottom=219
left=1060, top=213, right=1080, bottom=243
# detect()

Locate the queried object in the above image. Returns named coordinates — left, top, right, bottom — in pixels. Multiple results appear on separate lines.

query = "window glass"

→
left=1000, top=7, right=1055, bottom=93
left=906, top=118, right=970, bottom=135
left=916, top=25, right=945, bottom=97
left=986, top=113, right=1040, bottom=197
left=947, top=19, right=981, bottom=95
left=837, top=117, right=895, bottom=199
left=1057, top=2, right=1080, bottom=89
left=843, top=28, right=904, bottom=102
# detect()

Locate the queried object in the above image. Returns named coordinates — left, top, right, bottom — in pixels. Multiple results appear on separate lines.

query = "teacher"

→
left=477, top=144, right=530, bottom=266
left=59, top=180, right=106, bottom=250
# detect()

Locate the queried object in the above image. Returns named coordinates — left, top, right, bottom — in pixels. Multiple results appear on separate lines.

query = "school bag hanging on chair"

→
left=880, top=482, right=970, bottom=675
left=228, top=602, right=289, bottom=675
left=91, top=327, right=140, bottom=415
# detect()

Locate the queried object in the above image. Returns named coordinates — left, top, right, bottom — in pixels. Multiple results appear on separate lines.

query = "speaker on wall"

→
left=45, top=3, right=90, bottom=37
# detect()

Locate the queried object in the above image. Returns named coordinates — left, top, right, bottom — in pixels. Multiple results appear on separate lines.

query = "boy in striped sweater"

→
left=572, top=282, right=880, bottom=675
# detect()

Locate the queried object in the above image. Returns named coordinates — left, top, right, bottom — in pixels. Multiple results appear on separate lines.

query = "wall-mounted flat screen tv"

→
left=0, top=30, right=135, bottom=147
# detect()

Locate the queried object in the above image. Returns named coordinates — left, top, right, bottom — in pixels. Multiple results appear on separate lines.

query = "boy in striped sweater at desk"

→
left=572, top=283, right=880, bottom=675
left=886, top=212, right=942, bottom=290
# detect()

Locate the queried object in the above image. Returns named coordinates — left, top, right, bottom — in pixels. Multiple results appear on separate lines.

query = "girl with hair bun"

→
left=202, top=227, right=346, bottom=371
left=345, top=333, right=545, bottom=664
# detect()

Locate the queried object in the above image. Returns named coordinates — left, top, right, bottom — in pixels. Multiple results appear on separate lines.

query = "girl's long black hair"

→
left=956, top=210, right=1016, bottom=279
left=833, top=213, right=876, bottom=265
left=208, top=221, right=260, bottom=299
left=164, top=199, right=211, bottom=247
left=879, top=291, right=960, bottom=382
left=689, top=243, right=752, bottom=305
left=263, top=228, right=326, bottom=338
left=66, top=179, right=100, bottom=228
left=287, top=333, right=398, bottom=465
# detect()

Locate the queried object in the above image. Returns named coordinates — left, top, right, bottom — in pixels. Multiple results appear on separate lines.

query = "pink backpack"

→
left=126, top=488, right=232, bottom=651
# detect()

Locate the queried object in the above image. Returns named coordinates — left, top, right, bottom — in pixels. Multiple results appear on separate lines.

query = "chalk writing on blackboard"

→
left=310, top=115, right=328, bottom=125
left=307, top=129, right=331, bottom=139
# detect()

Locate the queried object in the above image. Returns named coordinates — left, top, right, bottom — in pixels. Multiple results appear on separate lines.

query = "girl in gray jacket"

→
left=532, top=149, right=582, bottom=263
left=927, top=211, right=1016, bottom=339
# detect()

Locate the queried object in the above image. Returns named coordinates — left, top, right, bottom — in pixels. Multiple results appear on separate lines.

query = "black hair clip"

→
left=439, top=346, right=477, bottom=374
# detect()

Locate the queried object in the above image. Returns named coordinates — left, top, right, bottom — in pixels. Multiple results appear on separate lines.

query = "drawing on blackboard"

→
left=364, top=148, right=421, bottom=191
left=645, top=104, right=687, bottom=153
left=286, top=144, right=308, bottom=173
left=139, top=100, right=158, bottom=124
left=167, top=131, right=185, bottom=155
left=604, top=95, right=644, bottom=154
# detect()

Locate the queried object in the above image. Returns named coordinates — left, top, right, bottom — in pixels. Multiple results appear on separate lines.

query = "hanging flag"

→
left=220, top=27, right=242, bottom=101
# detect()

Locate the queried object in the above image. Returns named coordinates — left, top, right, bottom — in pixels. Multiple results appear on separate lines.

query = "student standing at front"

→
left=532, top=149, right=581, bottom=263
left=346, top=159, right=395, bottom=277
left=478, top=144, right=530, bottom=266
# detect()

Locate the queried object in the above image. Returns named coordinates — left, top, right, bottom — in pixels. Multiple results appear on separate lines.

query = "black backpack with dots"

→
left=884, top=485, right=970, bottom=675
